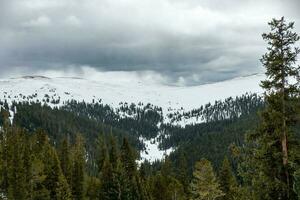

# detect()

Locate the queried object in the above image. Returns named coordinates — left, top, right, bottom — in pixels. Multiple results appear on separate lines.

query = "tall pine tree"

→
left=189, top=159, right=224, bottom=200
left=218, top=157, right=237, bottom=200
left=71, top=134, right=85, bottom=200
left=241, top=17, right=300, bottom=199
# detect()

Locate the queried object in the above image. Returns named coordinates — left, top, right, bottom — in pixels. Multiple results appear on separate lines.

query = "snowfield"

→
left=0, top=72, right=264, bottom=162
left=0, top=73, right=264, bottom=119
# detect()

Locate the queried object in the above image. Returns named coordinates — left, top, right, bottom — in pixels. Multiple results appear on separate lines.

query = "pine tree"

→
left=85, top=176, right=100, bottom=200
left=100, top=156, right=122, bottom=200
left=176, top=150, right=189, bottom=195
left=43, top=136, right=71, bottom=200
left=58, top=137, right=72, bottom=185
left=30, top=157, right=51, bottom=200
left=120, top=137, right=142, bottom=200
left=6, top=127, right=27, bottom=200
left=166, top=177, right=185, bottom=200
left=150, top=173, right=169, bottom=200
left=139, top=163, right=152, bottom=200
left=56, top=175, right=72, bottom=200
left=109, top=136, right=119, bottom=170
left=23, top=134, right=33, bottom=199
left=96, top=133, right=107, bottom=173
left=189, top=159, right=224, bottom=200
left=161, top=156, right=173, bottom=177
left=100, top=136, right=123, bottom=200
left=218, top=157, right=237, bottom=200
left=71, top=134, right=85, bottom=200
left=0, top=110, right=9, bottom=196
left=241, top=17, right=300, bottom=199
left=120, top=138, right=137, bottom=179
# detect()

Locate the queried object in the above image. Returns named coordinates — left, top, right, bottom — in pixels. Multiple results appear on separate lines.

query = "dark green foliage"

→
left=42, top=139, right=71, bottom=200
left=239, top=17, right=300, bottom=200
left=219, top=157, right=237, bottom=200
left=99, top=154, right=122, bottom=200
left=0, top=125, right=72, bottom=200
left=175, top=150, right=189, bottom=194
left=293, top=169, right=300, bottom=199
left=85, top=176, right=100, bottom=199
left=149, top=158, right=185, bottom=200
left=30, top=158, right=50, bottom=200
left=71, top=134, right=85, bottom=200
left=6, top=128, right=28, bottom=200
left=120, top=138, right=141, bottom=200
left=239, top=18, right=300, bottom=199
left=58, top=138, right=72, bottom=185
left=10, top=101, right=141, bottom=174
left=99, top=136, right=124, bottom=200
left=0, top=91, right=268, bottom=200
left=62, top=101, right=163, bottom=139
left=121, top=138, right=137, bottom=179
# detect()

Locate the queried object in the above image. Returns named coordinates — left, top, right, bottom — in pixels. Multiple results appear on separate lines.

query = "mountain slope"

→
left=0, top=73, right=265, bottom=162
left=0, top=73, right=264, bottom=125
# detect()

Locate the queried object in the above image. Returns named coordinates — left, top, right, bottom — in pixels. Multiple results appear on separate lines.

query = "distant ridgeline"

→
left=0, top=92, right=264, bottom=170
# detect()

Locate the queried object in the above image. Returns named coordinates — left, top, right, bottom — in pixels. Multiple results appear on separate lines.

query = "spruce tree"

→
left=59, top=137, right=72, bottom=185
left=150, top=173, right=169, bottom=200
left=176, top=150, right=189, bottom=195
left=30, top=157, right=51, bottom=200
left=96, top=133, right=107, bottom=173
left=189, top=159, right=224, bottom=200
left=71, top=134, right=85, bottom=200
left=85, top=176, right=101, bottom=200
left=56, top=175, right=72, bottom=200
left=120, top=138, right=134, bottom=199
left=42, top=136, right=71, bottom=200
left=241, top=17, right=300, bottom=199
left=6, top=128, right=26, bottom=200
left=100, top=156, right=121, bottom=200
left=23, top=134, right=33, bottom=199
left=0, top=111, right=9, bottom=196
left=139, top=163, right=152, bottom=200
left=100, top=136, right=123, bottom=200
left=120, top=138, right=137, bottom=179
left=218, top=157, right=237, bottom=200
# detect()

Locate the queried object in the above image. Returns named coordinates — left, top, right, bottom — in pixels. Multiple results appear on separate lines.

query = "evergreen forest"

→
left=0, top=17, right=299, bottom=200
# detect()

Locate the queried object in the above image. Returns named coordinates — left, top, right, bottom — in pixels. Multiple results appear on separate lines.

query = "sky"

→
left=0, top=0, right=299, bottom=85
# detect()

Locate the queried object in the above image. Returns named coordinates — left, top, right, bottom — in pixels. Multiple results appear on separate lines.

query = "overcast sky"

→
left=0, top=0, right=299, bottom=85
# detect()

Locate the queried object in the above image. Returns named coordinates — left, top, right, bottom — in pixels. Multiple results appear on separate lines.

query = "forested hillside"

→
left=0, top=17, right=299, bottom=200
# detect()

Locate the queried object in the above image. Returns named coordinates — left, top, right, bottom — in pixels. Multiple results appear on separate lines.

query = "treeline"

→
left=0, top=90, right=265, bottom=171
left=167, top=93, right=264, bottom=123
left=0, top=117, right=144, bottom=199
left=0, top=112, right=246, bottom=200
left=0, top=92, right=264, bottom=171
left=62, top=101, right=163, bottom=139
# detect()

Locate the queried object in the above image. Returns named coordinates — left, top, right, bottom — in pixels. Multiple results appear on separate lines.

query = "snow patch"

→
left=139, top=135, right=174, bottom=163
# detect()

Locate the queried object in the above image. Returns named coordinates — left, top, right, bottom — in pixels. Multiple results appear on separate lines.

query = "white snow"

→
left=139, top=135, right=174, bottom=163
left=0, top=73, right=264, bottom=121
left=0, top=72, right=264, bottom=161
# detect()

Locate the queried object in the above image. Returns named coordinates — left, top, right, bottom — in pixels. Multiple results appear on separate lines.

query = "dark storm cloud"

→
left=0, top=0, right=299, bottom=85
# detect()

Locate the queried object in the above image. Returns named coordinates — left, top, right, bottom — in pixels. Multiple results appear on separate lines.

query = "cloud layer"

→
left=0, top=0, right=299, bottom=85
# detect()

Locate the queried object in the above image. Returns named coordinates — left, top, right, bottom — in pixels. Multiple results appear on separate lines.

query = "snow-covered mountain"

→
left=0, top=73, right=264, bottom=123
left=0, top=73, right=264, bottom=162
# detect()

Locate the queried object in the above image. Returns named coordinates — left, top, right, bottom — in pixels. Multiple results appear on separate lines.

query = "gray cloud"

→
left=0, top=0, right=299, bottom=85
